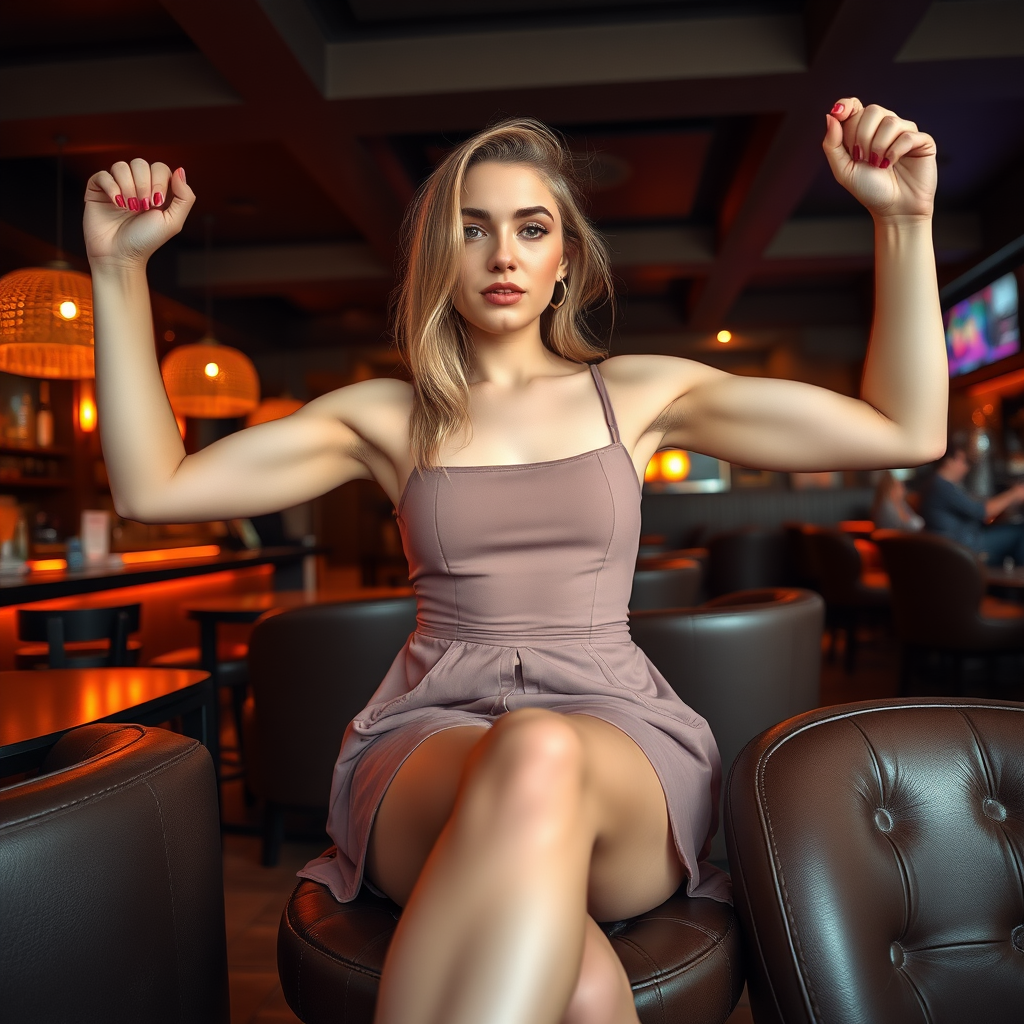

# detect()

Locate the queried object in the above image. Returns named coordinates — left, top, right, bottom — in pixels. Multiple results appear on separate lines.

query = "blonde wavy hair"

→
left=394, top=118, right=615, bottom=471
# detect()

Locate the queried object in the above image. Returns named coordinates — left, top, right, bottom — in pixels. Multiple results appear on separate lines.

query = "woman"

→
left=84, top=98, right=945, bottom=1024
left=872, top=470, right=925, bottom=531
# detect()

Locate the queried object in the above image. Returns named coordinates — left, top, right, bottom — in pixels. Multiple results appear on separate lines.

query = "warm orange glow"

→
left=175, top=415, right=187, bottom=438
left=120, top=544, right=221, bottom=565
left=717, top=330, right=732, bottom=344
left=204, top=361, right=220, bottom=378
left=79, top=395, right=97, bottom=432
left=161, top=340, right=259, bottom=418
left=967, top=366, right=1024, bottom=397
left=27, top=558, right=67, bottom=572
left=644, top=457, right=660, bottom=482
left=660, top=450, right=691, bottom=481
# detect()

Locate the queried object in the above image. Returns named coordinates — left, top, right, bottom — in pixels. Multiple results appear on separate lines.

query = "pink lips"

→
left=482, top=284, right=524, bottom=306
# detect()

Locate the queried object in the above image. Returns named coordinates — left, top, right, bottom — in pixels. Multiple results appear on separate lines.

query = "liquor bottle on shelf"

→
left=13, top=386, right=34, bottom=446
left=36, top=381, right=54, bottom=448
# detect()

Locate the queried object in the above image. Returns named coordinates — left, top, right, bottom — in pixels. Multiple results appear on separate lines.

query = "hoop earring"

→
left=550, top=278, right=569, bottom=310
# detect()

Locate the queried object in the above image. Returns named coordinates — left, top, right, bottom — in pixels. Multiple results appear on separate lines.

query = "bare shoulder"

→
left=597, top=353, right=717, bottom=390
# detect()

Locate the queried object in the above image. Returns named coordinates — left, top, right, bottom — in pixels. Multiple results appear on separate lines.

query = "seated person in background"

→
left=921, top=444, right=1024, bottom=564
left=872, top=470, right=924, bottom=531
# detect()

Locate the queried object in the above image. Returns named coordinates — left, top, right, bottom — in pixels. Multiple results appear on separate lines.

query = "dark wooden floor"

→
left=220, top=627, right=909, bottom=1024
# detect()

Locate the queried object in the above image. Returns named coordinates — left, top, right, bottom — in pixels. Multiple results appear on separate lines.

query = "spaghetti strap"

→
left=589, top=363, right=621, bottom=445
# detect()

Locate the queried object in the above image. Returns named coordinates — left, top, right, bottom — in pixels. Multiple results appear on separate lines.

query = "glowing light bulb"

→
left=58, top=300, right=78, bottom=320
left=716, top=330, right=732, bottom=344
left=204, top=362, right=220, bottom=378
left=644, top=458, right=660, bottom=482
left=79, top=395, right=97, bottom=432
left=661, top=450, right=691, bottom=482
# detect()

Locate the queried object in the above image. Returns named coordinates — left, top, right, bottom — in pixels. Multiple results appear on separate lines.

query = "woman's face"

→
left=453, top=160, right=569, bottom=340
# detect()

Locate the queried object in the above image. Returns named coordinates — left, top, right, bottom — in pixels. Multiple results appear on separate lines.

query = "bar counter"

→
left=0, top=546, right=313, bottom=607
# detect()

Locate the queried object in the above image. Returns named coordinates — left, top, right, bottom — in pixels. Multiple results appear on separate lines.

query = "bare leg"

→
left=367, top=710, right=684, bottom=1024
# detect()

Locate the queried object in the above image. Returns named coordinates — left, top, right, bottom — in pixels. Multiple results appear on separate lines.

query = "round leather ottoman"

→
left=278, top=867, right=743, bottom=1024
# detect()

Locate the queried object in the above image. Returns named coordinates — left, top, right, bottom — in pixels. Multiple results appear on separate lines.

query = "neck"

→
left=465, top=323, right=569, bottom=387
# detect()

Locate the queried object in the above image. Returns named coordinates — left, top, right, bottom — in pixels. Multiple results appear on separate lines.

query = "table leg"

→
left=180, top=676, right=219, bottom=776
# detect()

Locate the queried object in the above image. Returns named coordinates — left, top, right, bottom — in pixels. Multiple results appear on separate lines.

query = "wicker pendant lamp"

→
left=160, top=215, right=259, bottom=419
left=246, top=393, right=303, bottom=427
left=0, top=138, right=95, bottom=379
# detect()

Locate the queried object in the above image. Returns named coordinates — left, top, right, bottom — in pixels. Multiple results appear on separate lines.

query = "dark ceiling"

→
left=2, top=0, right=1024, bottom=395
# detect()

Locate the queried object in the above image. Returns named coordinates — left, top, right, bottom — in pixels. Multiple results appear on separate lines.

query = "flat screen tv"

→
left=944, top=271, right=1020, bottom=378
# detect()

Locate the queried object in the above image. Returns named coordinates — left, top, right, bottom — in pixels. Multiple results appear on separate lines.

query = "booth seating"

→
left=15, top=603, right=142, bottom=669
left=629, top=557, right=703, bottom=610
left=802, top=525, right=889, bottom=671
left=243, top=597, right=418, bottom=865
left=726, top=698, right=1024, bottom=1024
left=874, top=530, right=1024, bottom=694
left=630, top=588, right=823, bottom=862
left=0, top=722, right=229, bottom=1023
left=279, top=873, right=743, bottom=1024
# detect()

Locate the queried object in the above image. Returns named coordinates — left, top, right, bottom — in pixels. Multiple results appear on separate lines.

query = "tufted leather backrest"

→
left=725, top=699, right=1024, bottom=1024
left=246, top=597, right=418, bottom=807
left=0, top=722, right=229, bottom=1023
left=630, top=588, right=823, bottom=861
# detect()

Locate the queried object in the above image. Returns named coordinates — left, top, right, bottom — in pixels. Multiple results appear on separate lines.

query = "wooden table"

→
left=186, top=586, right=414, bottom=675
left=0, top=667, right=213, bottom=776
left=985, top=565, right=1024, bottom=593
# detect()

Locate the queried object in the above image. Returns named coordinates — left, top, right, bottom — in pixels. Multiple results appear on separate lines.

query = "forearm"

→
left=91, top=262, right=187, bottom=520
left=860, top=216, right=947, bottom=462
left=985, top=489, right=1019, bottom=522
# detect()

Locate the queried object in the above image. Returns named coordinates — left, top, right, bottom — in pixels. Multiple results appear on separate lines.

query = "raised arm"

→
left=84, top=161, right=409, bottom=523
left=631, top=98, right=947, bottom=472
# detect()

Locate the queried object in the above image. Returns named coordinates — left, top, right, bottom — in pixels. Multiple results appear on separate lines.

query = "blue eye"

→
left=520, top=223, right=549, bottom=239
left=464, top=225, right=484, bottom=240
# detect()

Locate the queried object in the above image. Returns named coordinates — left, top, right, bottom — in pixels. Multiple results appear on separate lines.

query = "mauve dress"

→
left=300, top=364, right=731, bottom=906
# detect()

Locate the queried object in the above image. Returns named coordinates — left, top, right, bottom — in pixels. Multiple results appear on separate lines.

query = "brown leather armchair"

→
left=726, top=698, right=1024, bottom=1024
left=706, top=527, right=789, bottom=598
left=629, top=558, right=703, bottom=610
left=630, top=588, right=824, bottom=861
left=243, top=596, right=418, bottom=865
left=874, top=530, right=1024, bottom=693
left=0, top=722, right=229, bottom=1023
left=803, top=525, right=889, bottom=671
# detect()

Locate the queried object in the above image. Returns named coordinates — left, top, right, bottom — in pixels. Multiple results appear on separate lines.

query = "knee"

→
left=469, top=710, right=587, bottom=815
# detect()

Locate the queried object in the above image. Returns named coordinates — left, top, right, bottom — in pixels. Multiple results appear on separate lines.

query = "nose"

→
left=489, top=230, right=517, bottom=273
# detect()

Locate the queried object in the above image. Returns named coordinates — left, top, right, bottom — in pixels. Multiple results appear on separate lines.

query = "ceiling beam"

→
left=687, top=0, right=936, bottom=330
left=158, top=0, right=406, bottom=263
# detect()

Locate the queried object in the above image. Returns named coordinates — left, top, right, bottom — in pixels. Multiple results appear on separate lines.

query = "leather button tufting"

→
left=1013, top=926, right=1024, bottom=953
left=983, top=798, right=1007, bottom=822
left=890, top=942, right=905, bottom=968
left=874, top=807, right=894, bottom=832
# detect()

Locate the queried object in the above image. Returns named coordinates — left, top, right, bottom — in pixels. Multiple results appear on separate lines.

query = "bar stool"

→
left=15, top=604, right=142, bottom=669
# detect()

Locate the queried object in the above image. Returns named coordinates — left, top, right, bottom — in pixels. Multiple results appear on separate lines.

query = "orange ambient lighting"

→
left=79, top=380, right=98, bottom=432
left=27, top=558, right=67, bottom=572
left=120, top=544, right=220, bottom=565
left=717, top=330, right=732, bottom=344
left=644, top=458, right=660, bottom=482
left=660, top=450, right=691, bottom=481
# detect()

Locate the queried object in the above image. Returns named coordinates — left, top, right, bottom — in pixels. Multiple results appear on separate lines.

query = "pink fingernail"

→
left=879, top=158, right=890, bottom=170
left=153, top=192, right=163, bottom=207
left=852, top=145, right=862, bottom=162
left=114, top=194, right=125, bottom=209
left=831, top=102, right=844, bottom=115
left=141, top=197, right=150, bottom=211
left=869, top=152, right=879, bottom=167
left=127, top=197, right=139, bottom=212
left=176, top=167, right=186, bottom=184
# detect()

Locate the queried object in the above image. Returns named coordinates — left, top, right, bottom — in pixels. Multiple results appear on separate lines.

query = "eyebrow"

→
left=460, top=206, right=554, bottom=220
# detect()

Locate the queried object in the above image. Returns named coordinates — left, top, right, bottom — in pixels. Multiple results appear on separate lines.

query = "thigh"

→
left=565, top=714, right=686, bottom=923
left=366, top=725, right=489, bottom=905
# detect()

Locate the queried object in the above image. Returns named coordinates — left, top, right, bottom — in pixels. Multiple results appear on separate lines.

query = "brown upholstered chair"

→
left=706, top=527, right=788, bottom=598
left=803, top=525, right=889, bottom=670
left=725, top=698, right=1024, bottom=1024
left=0, top=722, right=229, bottom=1023
left=629, top=557, right=703, bottom=610
left=243, top=596, right=418, bottom=865
left=279, top=875, right=743, bottom=1024
left=874, top=530, right=1024, bottom=694
left=630, top=588, right=824, bottom=861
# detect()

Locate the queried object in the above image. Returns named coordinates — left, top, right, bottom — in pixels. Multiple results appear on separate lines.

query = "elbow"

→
left=112, top=491, right=158, bottom=524
left=905, top=433, right=946, bottom=468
